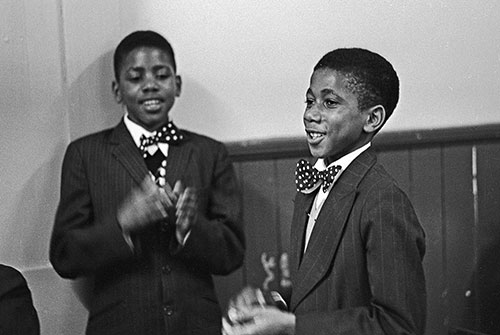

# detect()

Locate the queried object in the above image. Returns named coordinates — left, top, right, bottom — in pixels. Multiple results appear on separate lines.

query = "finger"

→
left=154, top=199, right=168, bottom=219
left=177, top=187, right=197, bottom=217
left=240, top=287, right=259, bottom=307
left=185, top=187, right=197, bottom=206
left=173, top=180, right=184, bottom=198
left=176, top=196, right=187, bottom=218
left=157, top=187, right=174, bottom=209
left=222, top=317, right=234, bottom=335
left=162, top=181, right=178, bottom=204
left=222, top=317, right=247, bottom=335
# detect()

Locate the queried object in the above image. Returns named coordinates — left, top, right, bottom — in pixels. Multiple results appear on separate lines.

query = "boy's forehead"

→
left=310, top=68, right=349, bottom=90
left=120, top=47, right=174, bottom=69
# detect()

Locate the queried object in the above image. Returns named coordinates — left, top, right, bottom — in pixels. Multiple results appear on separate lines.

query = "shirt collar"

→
left=123, top=113, right=170, bottom=156
left=314, top=142, right=371, bottom=172
left=312, top=142, right=371, bottom=207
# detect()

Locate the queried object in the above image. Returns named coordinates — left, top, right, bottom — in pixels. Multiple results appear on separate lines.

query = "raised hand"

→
left=117, top=176, right=176, bottom=233
left=172, top=180, right=198, bottom=244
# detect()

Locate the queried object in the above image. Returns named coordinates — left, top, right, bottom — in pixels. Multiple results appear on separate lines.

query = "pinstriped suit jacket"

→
left=50, top=120, right=245, bottom=335
left=289, top=148, right=426, bottom=335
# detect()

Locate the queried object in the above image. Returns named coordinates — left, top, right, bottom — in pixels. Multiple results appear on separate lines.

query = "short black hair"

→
left=113, top=30, right=176, bottom=81
left=314, top=48, right=399, bottom=121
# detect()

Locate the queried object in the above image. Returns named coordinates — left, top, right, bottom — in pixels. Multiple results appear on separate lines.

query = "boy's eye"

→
left=305, top=98, right=314, bottom=108
left=156, top=73, right=170, bottom=80
left=155, top=67, right=173, bottom=80
left=324, top=99, right=339, bottom=108
left=126, top=73, right=142, bottom=82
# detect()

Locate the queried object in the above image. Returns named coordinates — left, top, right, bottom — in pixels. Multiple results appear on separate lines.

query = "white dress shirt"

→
left=304, top=142, right=371, bottom=252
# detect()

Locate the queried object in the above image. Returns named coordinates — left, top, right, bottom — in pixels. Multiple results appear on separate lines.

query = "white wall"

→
left=143, top=0, right=500, bottom=141
left=0, top=1, right=499, bottom=334
left=57, top=0, right=500, bottom=142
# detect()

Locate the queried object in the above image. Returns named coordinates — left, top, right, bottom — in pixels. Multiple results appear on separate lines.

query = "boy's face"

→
left=304, top=68, right=370, bottom=165
left=112, top=46, right=181, bottom=131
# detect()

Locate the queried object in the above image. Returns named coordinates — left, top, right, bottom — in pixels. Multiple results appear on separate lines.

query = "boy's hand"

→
left=172, top=180, right=198, bottom=244
left=117, top=176, right=176, bottom=233
left=222, top=306, right=295, bottom=335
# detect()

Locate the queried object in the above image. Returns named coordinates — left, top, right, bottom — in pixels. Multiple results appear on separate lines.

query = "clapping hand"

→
left=222, top=287, right=294, bottom=335
left=117, top=176, right=176, bottom=233
left=172, top=180, right=198, bottom=244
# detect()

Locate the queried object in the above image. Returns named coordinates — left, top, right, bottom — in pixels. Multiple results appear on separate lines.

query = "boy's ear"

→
left=112, top=81, right=122, bottom=103
left=363, top=105, right=386, bottom=134
left=175, top=75, right=182, bottom=97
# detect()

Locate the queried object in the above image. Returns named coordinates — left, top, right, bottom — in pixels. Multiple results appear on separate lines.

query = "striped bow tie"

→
left=139, top=121, right=184, bottom=157
left=295, top=159, right=341, bottom=193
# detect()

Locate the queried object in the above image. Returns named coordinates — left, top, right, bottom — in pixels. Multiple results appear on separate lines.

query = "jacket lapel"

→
left=162, top=132, right=193, bottom=186
left=110, top=120, right=149, bottom=185
left=290, top=191, right=316, bottom=275
left=109, top=122, right=193, bottom=187
left=290, top=149, right=377, bottom=310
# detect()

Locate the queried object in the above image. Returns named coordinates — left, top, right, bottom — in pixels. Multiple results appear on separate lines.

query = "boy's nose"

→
left=304, top=106, right=321, bottom=123
left=142, top=78, right=159, bottom=91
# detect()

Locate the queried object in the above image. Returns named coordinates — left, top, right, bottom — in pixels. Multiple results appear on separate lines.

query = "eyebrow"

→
left=306, top=88, right=340, bottom=97
left=320, top=88, right=337, bottom=96
left=126, top=65, right=172, bottom=72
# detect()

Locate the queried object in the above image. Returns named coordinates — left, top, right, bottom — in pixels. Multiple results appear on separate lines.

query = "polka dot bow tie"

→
left=295, top=159, right=341, bottom=193
left=139, top=121, right=184, bottom=157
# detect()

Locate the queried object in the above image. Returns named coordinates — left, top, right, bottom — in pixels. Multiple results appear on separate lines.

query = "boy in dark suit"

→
left=0, top=264, right=40, bottom=335
left=223, top=48, right=426, bottom=335
left=50, top=30, right=245, bottom=335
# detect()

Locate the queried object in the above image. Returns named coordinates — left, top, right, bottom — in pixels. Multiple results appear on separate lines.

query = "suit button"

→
left=162, top=265, right=171, bottom=274
left=163, top=305, right=174, bottom=316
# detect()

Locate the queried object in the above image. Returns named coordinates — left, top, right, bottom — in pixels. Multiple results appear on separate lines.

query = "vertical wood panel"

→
left=443, top=145, right=475, bottom=331
left=411, top=147, right=446, bottom=334
left=471, top=143, right=500, bottom=334
left=377, top=149, right=411, bottom=194
left=214, top=162, right=245, bottom=310
left=275, top=158, right=300, bottom=299
left=240, top=161, right=281, bottom=291
left=275, top=158, right=301, bottom=254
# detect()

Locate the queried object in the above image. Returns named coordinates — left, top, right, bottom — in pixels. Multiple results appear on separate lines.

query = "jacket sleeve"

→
left=175, top=142, right=245, bottom=275
left=0, top=265, right=40, bottom=335
left=49, top=142, right=134, bottom=279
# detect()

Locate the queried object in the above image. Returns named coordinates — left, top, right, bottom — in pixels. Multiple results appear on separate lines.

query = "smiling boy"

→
left=223, top=48, right=426, bottom=335
left=50, top=30, right=245, bottom=335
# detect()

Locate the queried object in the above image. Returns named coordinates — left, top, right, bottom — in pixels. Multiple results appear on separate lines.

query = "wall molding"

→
left=226, top=124, right=500, bottom=162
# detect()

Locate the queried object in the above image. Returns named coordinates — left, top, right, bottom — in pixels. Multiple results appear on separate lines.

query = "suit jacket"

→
left=50, top=120, right=245, bottom=335
left=0, top=264, right=40, bottom=335
left=289, top=148, right=426, bottom=335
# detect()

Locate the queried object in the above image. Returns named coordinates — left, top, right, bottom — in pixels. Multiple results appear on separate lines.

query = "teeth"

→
left=309, top=132, right=323, bottom=139
left=143, top=99, right=160, bottom=106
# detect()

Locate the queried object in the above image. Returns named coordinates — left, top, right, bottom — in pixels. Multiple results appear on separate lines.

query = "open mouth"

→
left=141, top=99, right=163, bottom=111
left=306, top=130, right=326, bottom=142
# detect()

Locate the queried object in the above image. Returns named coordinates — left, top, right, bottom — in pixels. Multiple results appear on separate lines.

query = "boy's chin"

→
left=308, top=147, right=327, bottom=159
left=143, top=116, right=170, bottom=130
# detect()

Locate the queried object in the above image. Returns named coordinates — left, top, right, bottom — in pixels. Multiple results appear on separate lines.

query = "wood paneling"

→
left=240, top=160, right=281, bottom=290
left=408, top=147, right=446, bottom=334
left=443, top=145, right=475, bottom=331
left=470, top=143, right=500, bottom=334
